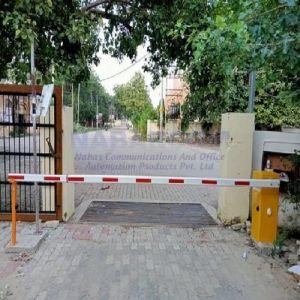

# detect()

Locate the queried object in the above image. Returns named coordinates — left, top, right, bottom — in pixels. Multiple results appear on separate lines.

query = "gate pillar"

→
left=62, top=106, right=75, bottom=221
left=217, top=113, right=255, bottom=224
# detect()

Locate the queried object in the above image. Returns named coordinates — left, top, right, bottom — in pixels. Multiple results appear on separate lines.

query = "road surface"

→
left=73, top=126, right=220, bottom=210
left=0, top=127, right=298, bottom=300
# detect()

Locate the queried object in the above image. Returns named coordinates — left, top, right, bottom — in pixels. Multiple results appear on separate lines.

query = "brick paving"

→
left=0, top=222, right=298, bottom=300
left=0, top=128, right=298, bottom=299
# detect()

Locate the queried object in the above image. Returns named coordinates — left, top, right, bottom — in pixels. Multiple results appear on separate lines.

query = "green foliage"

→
left=272, top=226, right=300, bottom=257
left=71, top=73, right=112, bottom=125
left=289, top=150, right=300, bottom=168
left=255, top=97, right=300, bottom=129
left=136, top=107, right=157, bottom=139
left=0, top=0, right=100, bottom=83
left=181, top=102, right=190, bottom=133
left=284, top=150, right=300, bottom=209
left=95, top=0, right=299, bottom=128
left=114, top=72, right=153, bottom=119
left=178, top=1, right=299, bottom=127
left=73, top=123, right=101, bottom=133
left=272, top=229, right=289, bottom=257
left=114, top=72, right=156, bottom=137
left=1, top=0, right=299, bottom=130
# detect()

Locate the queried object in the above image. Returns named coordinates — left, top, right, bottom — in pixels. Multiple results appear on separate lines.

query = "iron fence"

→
left=0, top=88, right=57, bottom=215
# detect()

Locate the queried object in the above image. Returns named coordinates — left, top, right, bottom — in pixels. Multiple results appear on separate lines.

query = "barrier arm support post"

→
left=251, top=170, right=280, bottom=244
left=8, top=179, right=17, bottom=246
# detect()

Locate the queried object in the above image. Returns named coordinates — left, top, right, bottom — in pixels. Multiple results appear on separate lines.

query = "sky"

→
left=93, top=45, right=163, bottom=108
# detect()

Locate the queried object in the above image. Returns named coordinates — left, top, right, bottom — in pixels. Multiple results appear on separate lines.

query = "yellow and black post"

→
left=251, top=170, right=280, bottom=244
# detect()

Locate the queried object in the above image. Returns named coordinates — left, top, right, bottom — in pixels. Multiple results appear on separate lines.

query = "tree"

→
left=1, top=1, right=299, bottom=130
left=84, top=0, right=299, bottom=128
left=114, top=72, right=156, bottom=136
left=73, top=73, right=112, bottom=125
left=0, top=0, right=100, bottom=83
left=174, top=0, right=300, bottom=128
left=114, top=72, right=152, bottom=119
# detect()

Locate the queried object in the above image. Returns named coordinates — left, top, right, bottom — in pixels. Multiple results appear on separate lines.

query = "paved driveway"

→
left=1, top=222, right=298, bottom=300
left=0, top=127, right=298, bottom=299
left=74, top=127, right=220, bottom=210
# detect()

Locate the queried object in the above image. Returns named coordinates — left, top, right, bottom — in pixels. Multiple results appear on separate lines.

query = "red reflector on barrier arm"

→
left=169, top=178, right=184, bottom=184
left=68, top=177, right=84, bottom=182
left=136, top=178, right=151, bottom=183
left=8, top=175, right=24, bottom=180
left=44, top=176, right=61, bottom=181
left=202, top=179, right=217, bottom=185
left=103, top=177, right=118, bottom=182
left=235, top=181, right=250, bottom=186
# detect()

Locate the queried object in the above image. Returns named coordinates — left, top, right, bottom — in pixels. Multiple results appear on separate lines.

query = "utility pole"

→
left=248, top=70, right=256, bottom=113
left=90, top=93, right=93, bottom=128
left=96, top=95, right=99, bottom=129
left=165, top=76, right=168, bottom=126
left=71, top=83, right=74, bottom=108
left=31, top=41, right=39, bottom=234
left=159, top=76, right=164, bottom=142
left=77, top=83, right=80, bottom=124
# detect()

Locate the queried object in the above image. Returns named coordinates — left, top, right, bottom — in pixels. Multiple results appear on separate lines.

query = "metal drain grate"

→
left=80, top=201, right=216, bottom=227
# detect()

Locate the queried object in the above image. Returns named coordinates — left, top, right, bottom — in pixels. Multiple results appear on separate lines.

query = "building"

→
left=164, top=72, right=189, bottom=118
left=0, top=94, right=31, bottom=137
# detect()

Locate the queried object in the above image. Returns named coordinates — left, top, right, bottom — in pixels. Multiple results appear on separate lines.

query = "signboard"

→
left=37, top=84, right=54, bottom=117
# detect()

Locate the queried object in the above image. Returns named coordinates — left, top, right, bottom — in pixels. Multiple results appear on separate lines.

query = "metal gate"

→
left=0, top=84, right=62, bottom=221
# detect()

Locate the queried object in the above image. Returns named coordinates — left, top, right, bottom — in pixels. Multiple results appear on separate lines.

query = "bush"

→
left=73, top=123, right=101, bottom=133
left=133, top=107, right=157, bottom=140
left=284, top=150, right=300, bottom=210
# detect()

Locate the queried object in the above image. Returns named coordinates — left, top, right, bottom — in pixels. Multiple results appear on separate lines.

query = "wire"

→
left=246, top=4, right=286, bottom=22
left=99, top=54, right=148, bottom=82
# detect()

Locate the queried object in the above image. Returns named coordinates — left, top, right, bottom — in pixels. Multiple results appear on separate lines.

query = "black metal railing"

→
left=0, top=92, right=56, bottom=214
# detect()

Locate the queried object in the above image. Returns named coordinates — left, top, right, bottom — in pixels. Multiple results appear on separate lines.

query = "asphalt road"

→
left=74, top=126, right=220, bottom=209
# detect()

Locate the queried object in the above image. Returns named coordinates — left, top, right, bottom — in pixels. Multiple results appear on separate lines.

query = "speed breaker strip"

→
left=8, top=173, right=280, bottom=188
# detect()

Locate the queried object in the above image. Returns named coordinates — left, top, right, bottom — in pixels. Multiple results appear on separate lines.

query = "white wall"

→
left=147, top=120, right=159, bottom=140
left=165, top=119, right=181, bottom=136
left=252, top=130, right=300, bottom=170
left=186, top=121, right=203, bottom=134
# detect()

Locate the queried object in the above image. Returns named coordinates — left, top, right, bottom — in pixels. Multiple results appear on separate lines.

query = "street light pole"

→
left=248, top=70, right=256, bottom=113
left=31, top=41, right=40, bottom=234
left=159, top=77, right=164, bottom=142
left=71, top=83, right=74, bottom=108
left=96, top=95, right=99, bottom=129
left=90, top=93, right=93, bottom=128
left=77, top=83, right=80, bottom=124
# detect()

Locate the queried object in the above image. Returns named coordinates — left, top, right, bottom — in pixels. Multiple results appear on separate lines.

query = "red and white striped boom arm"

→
left=8, top=173, right=280, bottom=188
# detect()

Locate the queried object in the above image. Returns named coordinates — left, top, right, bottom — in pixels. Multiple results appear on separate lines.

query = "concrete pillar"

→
left=217, top=113, right=255, bottom=224
left=40, top=107, right=55, bottom=212
left=147, top=120, right=159, bottom=141
left=165, top=119, right=181, bottom=135
left=39, top=106, right=75, bottom=220
left=62, top=106, right=75, bottom=221
left=147, top=119, right=151, bottom=141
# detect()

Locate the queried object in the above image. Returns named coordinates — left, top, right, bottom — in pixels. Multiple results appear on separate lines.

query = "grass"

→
left=73, top=123, right=103, bottom=133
